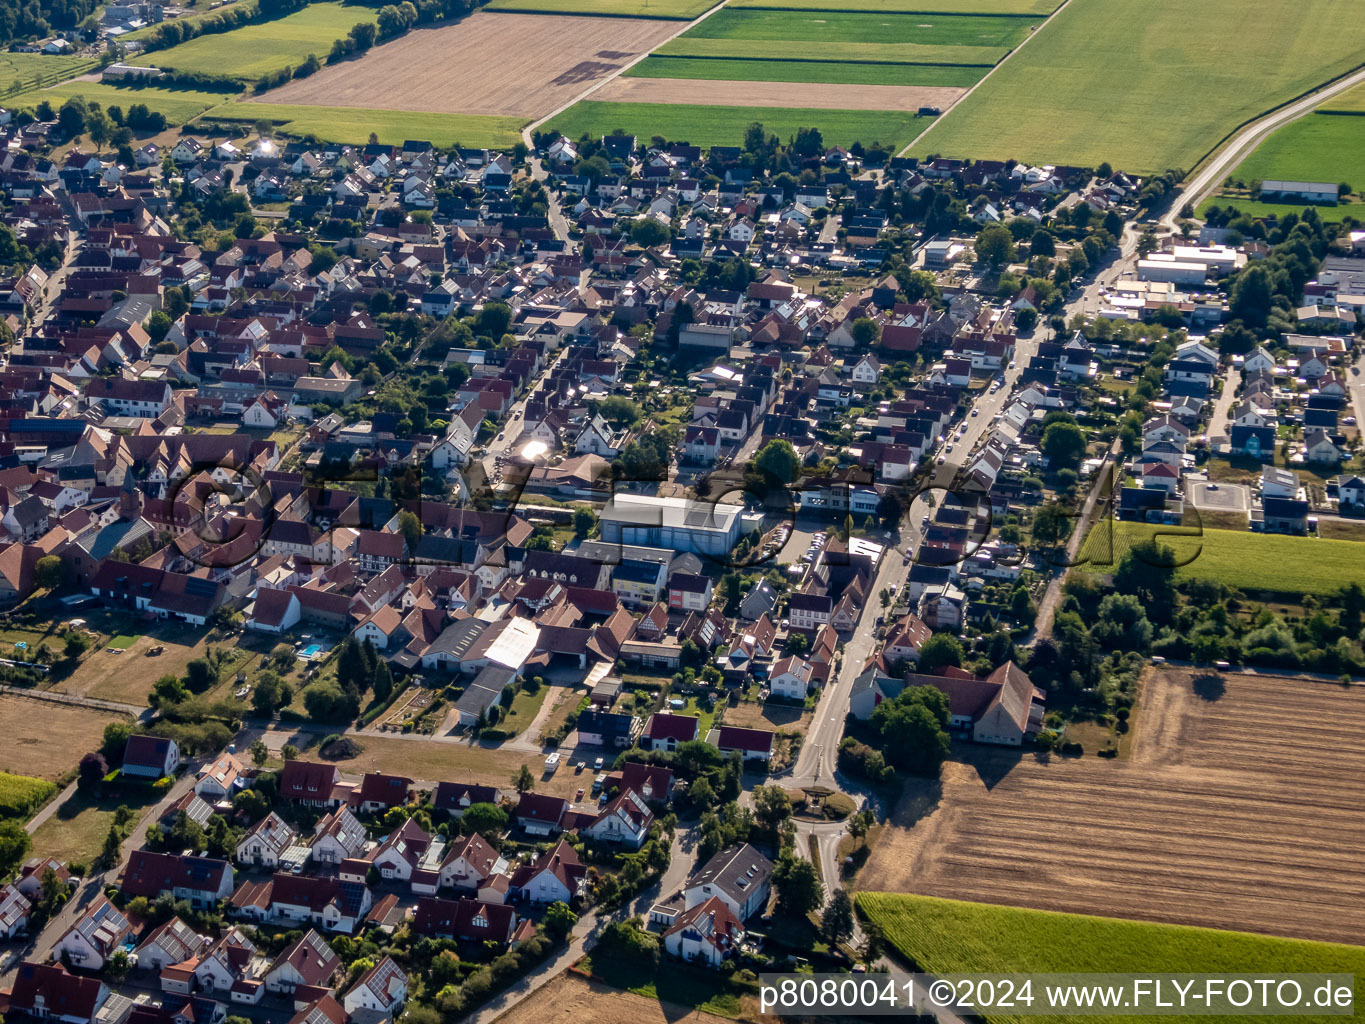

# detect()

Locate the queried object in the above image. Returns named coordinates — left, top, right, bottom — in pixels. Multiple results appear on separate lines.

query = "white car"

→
left=971, top=408, right=979, bottom=416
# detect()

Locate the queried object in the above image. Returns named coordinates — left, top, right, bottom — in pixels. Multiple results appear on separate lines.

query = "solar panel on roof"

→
left=185, top=577, right=219, bottom=596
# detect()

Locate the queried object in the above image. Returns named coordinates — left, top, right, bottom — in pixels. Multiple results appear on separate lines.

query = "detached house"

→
left=122, top=735, right=180, bottom=779
left=121, top=851, right=235, bottom=908
left=342, top=956, right=408, bottom=1019
left=581, top=787, right=653, bottom=848
left=663, top=896, right=744, bottom=968
left=685, top=843, right=773, bottom=922
left=510, top=839, right=586, bottom=904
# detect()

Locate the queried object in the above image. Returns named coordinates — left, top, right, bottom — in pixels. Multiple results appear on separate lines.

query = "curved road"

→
left=1163, top=64, right=1365, bottom=231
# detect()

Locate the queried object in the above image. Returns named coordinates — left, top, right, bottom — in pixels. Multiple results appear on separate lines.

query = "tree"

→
left=573, top=506, right=597, bottom=539
left=870, top=685, right=951, bottom=777
left=821, top=889, right=855, bottom=946
left=512, top=764, right=535, bottom=794
left=544, top=900, right=577, bottom=939
left=630, top=217, right=671, bottom=248
left=252, top=672, right=281, bottom=715
left=250, top=739, right=269, bottom=767
left=1042, top=420, right=1087, bottom=469
left=184, top=658, right=214, bottom=692
left=102, top=721, right=132, bottom=761
left=35, top=555, right=66, bottom=590
left=851, top=317, right=881, bottom=349
left=282, top=744, right=299, bottom=761
left=752, top=784, right=793, bottom=832
left=475, top=301, right=513, bottom=340
left=1229, top=263, right=1274, bottom=328
left=773, top=854, right=823, bottom=916
left=753, top=438, right=800, bottom=485
left=1031, top=501, right=1071, bottom=548
left=462, top=801, right=508, bottom=837
left=371, top=660, right=394, bottom=703
left=848, top=808, right=875, bottom=847
left=916, top=633, right=963, bottom=675
left=875, top=488, right=905, bottom=529
left=0, top=820, right=32, bottom=873
left=79, top=751, right=108, bottom=788
left=64, top=632, right=91, bottom=660
left=974, top=224, right=1016, bottom=266
left=598, top=396, right=642, bottom=429
left=391, top=511, right=420, bottom=555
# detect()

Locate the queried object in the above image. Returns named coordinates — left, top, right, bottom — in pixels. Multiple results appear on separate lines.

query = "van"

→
left=1214, top=660, right=1231, bottom=671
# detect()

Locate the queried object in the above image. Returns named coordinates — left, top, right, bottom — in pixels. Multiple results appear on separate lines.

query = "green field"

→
left=1319, top=80, right=1365, bottom=113
left=1077, top=520, right=1364, bottom=597
left=910, top=0, right=1365, bottom=173
left=1196, top=196, right=1364, bottom=224
left=682, top=7, right=1035, bottom=45
left=485, top=0, right=718, bottom=15
left=655, top=36, right=1000, bottom=63
left=728, top=0, right=1057, bottom=11
left=627, top=55, right=985, bottom=85
left=858, top=893, right=1365, bottom=1024
left=0, top=771, right=58, bottom=819
left=1230, top=113, right=1365, bottom=188
left=132, top=2, right=377, bottom=80
left=8, top=81, right=227, bottom=124
left=0, top=53, right=96, bottom=99
left=205, top=101, right=525, bottom=146
left=548, top=99, right=923, bottom=148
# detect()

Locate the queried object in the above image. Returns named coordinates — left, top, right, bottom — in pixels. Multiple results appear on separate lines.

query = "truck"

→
left=543, top=752, right=561, bottom=775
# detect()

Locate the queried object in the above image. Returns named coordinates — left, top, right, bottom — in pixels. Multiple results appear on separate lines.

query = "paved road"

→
left=1162, top=64, right=1365, bottom=231
left=1350, top=352, right=1365, bottom=435
left=1208, top=367, right=1242, bottom=441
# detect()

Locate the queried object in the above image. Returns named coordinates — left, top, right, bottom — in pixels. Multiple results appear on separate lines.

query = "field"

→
left=856, top=670, right=1365, bottom=945
left=655, top=35, right=998, bottom=62
left=727, top=0, right=1058, bottom=11
left=485, top=0, right=718, bottom=16
left=548, top=99, right=923, bottom=148
left=0, top=696, right=124, bottom=781
left=1076, top=519, right=1363, bottom=596
left=681, top=8, right=1035, bottom=45
left=909, top=0, right=1365, bottom=173
left=131, top=2, right=378, bottom=80
left=859, top=894, right=1365, bottom=1024
left=205, top=102, right=525, bottom=146
left=7, top=81, right=226, bottom=125
left=1319, top=81, right=1365, bottom=113
left=626, top=55, right=985, bottom=86
left=0, top=53, right=97, bottom=99
left=594, top=75, right=964, bottom=110
left=493, top=971, right=742, bottom=1024
left=0, top=772, right=58, bottom=818
left=1229, top=113, right=1365, bottom=188
left=1196, top=196, right=1364, bottom=225
left=54, top=624, right=263, bottom=705
left=259, top=12, right=678, bottom=117
left=29, top=786, right=163, bottom=867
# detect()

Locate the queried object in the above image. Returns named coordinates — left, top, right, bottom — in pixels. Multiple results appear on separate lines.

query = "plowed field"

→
left=858, top=670, right=1365, bottom=944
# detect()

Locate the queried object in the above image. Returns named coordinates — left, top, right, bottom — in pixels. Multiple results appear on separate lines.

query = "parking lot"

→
left=1187, top=479, right=1251, bottom=512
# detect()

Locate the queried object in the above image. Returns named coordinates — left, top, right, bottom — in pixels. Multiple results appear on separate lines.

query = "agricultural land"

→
left=7, top=81, right=228, bottom=125
left=858, top=893, right=1365, bottom=1024
left=909, top=0, right=1365, bottom=172
left=485, top=0, right=720, bottom=17
left=856, top=670, right=1365, bottom=945
left=202, top=102, right=526, bottom=146
left=0, top=52, right=97, bottom=100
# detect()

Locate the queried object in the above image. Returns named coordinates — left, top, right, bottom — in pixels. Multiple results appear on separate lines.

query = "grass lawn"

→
left=1196, top=195, right=1364, bottom=224
left=627, top=55, right=985, bottom=86
left=576, top=957, right=751, bottom=1018
left=500, top=684, right=553, bottom=736
left=107, top=634, right=139, bottom=650
left=683, top=8, right=1037, bottom=46
left=203, top=101, right=525, bottom=146
left=670, top=695, right=717, bottom=737
left=858, top=893, right=1365, bottom=1024
left=485, top=0, right=719, bottom=16
left=0, top=53, right=97, bottom=99
left=728, top=0, right=1057, bottom=11
left=131, top=2, right=377, bottom=80
left=1076, top=519, right=1363, bottom=597
left=547, top=99, right=924, bottom=149
left=7, top=81, right=227, bottom=125
left=30, top=786, right=162, bottom=868
left=910, top=0, right=1365, bottom=173
left=1231, top=113, right=1365, bottom=189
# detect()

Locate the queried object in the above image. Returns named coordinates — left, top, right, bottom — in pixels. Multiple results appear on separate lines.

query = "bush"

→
left=823, top=792, right=857, bottom=819
left=1059, top=741, right=1084, bottom=756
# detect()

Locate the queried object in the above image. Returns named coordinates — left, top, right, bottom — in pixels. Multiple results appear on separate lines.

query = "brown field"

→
left=593, top=76, right=966, bottom=110
left=261, top=12, right=680, bottom=116
left=494, top=971, right=737, bottom=1024
left=858, top=670, right=1365, bottom=945
left=723, top=700, right=811, bottom=732
left=0, top=695, right=127, bottom=780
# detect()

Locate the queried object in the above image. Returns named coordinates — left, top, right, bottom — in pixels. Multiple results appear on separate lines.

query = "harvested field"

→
left=857, top=670, right=1365, bottom=945
left=723, top=699, right=811, bottom=732
left=0, top=695, right=126, bottom=780
left=493, top=971, right=738, bottom=1024
left=260, top=12, right=680, bottom=116
left=594, top=75, right=964, bottom=109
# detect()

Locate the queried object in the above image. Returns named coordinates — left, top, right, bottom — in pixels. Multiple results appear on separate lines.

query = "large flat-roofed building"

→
left=599, top=494, right=743, bottom=556
left=1260, top=180, right=1338, bottom=204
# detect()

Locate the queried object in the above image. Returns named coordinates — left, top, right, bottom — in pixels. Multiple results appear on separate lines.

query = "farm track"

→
left=258, top=12, right=681, bottom=117
left=859, top=671, right=1365, bottom=945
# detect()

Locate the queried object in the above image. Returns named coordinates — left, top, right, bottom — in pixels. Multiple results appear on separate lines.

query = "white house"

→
left=236, top=813, right=299, bottom=870
left=662, top=896, right=744, bottom=968
left=580, top=788, right=653, bottom=849
left=342, top=956, right=408, bottom=1019
left=50, top=895, right=132, bottom=971
left=768, top=655, right=815, bottom=701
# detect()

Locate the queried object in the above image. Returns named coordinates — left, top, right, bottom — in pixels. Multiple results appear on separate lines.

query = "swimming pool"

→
left=300, top=643, right=323, bottom=658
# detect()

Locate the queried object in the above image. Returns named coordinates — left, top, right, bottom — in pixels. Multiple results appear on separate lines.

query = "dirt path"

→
left=259, top=13, right=680, bottom=117
left=593, top=76, right=965, bottom=110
